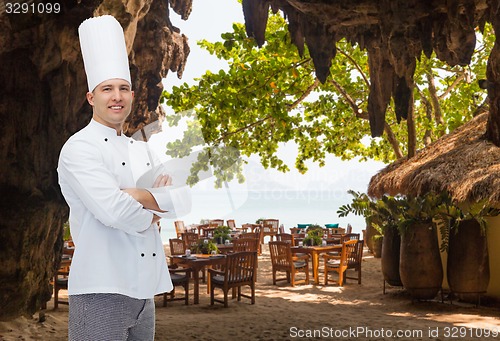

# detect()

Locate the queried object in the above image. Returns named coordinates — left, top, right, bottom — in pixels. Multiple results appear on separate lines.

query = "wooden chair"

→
left=242, top=223, right=260, bottom=233
left=53, top=258, right=71, bottom=309
left=174, top=220, right=186, bottom=238
left=344, top=240, right=364, bottom=284
left=233, top=237, right=260, bottom=280
left=277, top=233, right=310, bottom=259
left=323, top=239, right=357, bottom=286
left=276, top=233, right=295, bottom=245
left=169, top=238, right=186, bottom=257
left=262, top=219, right=279, bottom=242
left=279, top=224, right=285, bottom=234
left=199, top=223, right=219, bottom=238
left=162, top=266, right=191, bottom=306
left=346, top=224, right=353, bottom=234
left=237, top=230, right=263, bottom=254
left=209, top=219, right=225, bottom=227
left=239, top=224, right=250, bottom=233
left=326, top=233, right=359, bottom=254
left=254, top=228, right=265, bottom=254
left=181, top=232, right=199, bottom=251
left=196, top=223, right=209, bottom=236
left=269, top=241, right=309, bottom=286
left=209, top=251, right=257, bottom=307
left=233, top=238, right=259, bottom=252
left=342, top=233, right=360, bottom=242
left=324, top=227, right=346, bottom=236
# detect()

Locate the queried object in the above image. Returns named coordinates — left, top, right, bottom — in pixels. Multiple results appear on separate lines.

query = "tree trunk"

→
left=0, top=0, right=190, bottom=321
left=406, top=86, right=416, bottom=158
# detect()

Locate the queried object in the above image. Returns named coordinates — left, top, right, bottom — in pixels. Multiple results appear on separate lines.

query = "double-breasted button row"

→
left=102, top=138, right=151, bottom=167
left=140, top=253, right=157, bottom=257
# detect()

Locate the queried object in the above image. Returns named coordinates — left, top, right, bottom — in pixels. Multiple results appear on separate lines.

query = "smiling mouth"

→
left=109, top=106, right=124, bottom=110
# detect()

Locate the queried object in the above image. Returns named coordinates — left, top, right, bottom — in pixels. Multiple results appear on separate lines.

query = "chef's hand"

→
left=149, top=175, right=171, bottom=224
left=123, top=174, right=173, bottom=224
left=153, top=174, right=172, bottom=188
left=122, top=174, right=172, bottom=205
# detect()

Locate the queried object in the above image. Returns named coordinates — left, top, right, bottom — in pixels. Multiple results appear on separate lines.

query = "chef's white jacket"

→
left=57, top=119, right=173, bottom=299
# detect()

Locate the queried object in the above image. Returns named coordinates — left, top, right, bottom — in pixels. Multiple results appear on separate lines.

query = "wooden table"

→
left=292, top=245, right=342, bottom=284
left=170, top=254, right=226, bottom=304
left=294, top=237, right=341, bottom=246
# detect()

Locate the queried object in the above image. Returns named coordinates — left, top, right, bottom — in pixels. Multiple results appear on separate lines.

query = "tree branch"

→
left=329, top=77, right=367, bottom=119
left=217, top=73, right=319, bottom=143
left=472, top=96, right=489, bottom=117
left=438, top=70, right=467, bottom=101
left=337, top=48, right=370, bottom=87
left=384, top=122, right=404, bottom=159
left=426, top=68, right=444, bottom=130
left=415, top=83, right=433, bottom=146
left=288, top=78, right=320, bottom=111
left=406, top=87, right=416, bottom=158
left=330, top=77, right=403, bottom=158
left=215, top=114, right=273, bottom=144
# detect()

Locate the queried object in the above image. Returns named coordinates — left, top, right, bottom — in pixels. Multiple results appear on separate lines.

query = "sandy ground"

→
left=1, top=245, right=500, bottom=341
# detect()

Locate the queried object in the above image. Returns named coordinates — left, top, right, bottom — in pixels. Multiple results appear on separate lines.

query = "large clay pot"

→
left=381, top=226, right=402, bottom=286
left=400, top=222, right=443, bottom=300
left=365, top=218, right=381, bottom=254
left=372, top=237, right=382, bottom=258
left=447, top=219, right=489, bottom=300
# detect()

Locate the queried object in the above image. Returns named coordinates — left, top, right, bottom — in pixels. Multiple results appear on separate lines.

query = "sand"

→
left=1, top=245, right=500, bottom=341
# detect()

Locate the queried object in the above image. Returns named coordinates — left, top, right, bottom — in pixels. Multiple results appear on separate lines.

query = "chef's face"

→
left=86, top=78, right=134, bottom=133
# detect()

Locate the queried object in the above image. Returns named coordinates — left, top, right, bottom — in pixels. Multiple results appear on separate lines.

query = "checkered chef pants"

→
left=68, top=293, right=155, bottom=341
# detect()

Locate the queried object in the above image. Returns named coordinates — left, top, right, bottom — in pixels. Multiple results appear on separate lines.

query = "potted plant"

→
left=338, top=191, right=384, bottom=255
left=396, top=192, right=450, bottom=300
left=338, top=191, right=402, bottom=284
left=213, top=225, right=232, bottom=244
left=441, top=199, right=500, bottom=301
left=63, top=221, right=72, bottom=243
left=303, top=224, right=323, bottom=246
left=194, top=239, right=219, bottom=254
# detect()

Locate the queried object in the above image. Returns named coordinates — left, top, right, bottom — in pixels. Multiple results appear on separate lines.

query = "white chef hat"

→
left=78, top=15, right=131, bottom=92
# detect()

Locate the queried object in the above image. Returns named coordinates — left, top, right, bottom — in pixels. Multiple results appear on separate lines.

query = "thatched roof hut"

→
left=368, top=112, right=500, bottom=205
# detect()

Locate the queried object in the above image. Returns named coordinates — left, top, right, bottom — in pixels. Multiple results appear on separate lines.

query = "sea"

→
left=159, top=189, right=368, bottom=243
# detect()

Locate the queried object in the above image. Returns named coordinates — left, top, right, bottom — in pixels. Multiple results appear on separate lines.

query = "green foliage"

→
left=304, top=224, right=323, bottom=246
left=338, top=190, right=500, bottom=251
left=162, top=7, right=493, bottom=185
left=194, top=239, right=219, bottom=254
left=439, top=199, right=500, bottom=251
left=397, top=192, right=452, bottom=231
left=212, top=225, right=232, bottom=243
left=63, top=221, right=71, bottom=241
left=306, top=224, right=323, bottom=235
left=337, top=190, right=402, bottom=235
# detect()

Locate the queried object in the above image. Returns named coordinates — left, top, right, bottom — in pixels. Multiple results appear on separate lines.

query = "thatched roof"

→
left=368, top=112, right=500, bottom=205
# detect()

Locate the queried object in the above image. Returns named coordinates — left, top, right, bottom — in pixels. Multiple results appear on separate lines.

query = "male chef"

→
left=58, top=15, right=174, bottom=341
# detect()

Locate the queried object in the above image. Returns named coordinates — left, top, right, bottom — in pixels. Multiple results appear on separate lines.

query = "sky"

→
left=149, top=0, right=386, bottom=235
left=164, top=0, right=246, bottom=91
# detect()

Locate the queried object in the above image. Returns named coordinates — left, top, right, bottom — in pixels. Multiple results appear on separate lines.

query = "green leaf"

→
left=161, top=7, right=493, bottom=186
